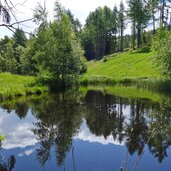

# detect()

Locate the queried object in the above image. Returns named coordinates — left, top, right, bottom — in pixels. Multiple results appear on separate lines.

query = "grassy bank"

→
left=0, top=72, right=48, bottom=99
left=81, top=50, right=161, bottom=85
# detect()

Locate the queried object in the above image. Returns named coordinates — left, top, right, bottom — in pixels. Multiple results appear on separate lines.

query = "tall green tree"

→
left=20, top=37, right=39, bottom=75
left=131, top=21, right=136, bottom=49
left=65, top=9, right=82, bottom=36
left=12, top=29, right=27, bottom=73
left=127, top=0, right=150, bottom=48
left=112, top=5, right=119, bottom=53
left=34, top=13, right=86, bottom=89
left=118, top=1, right=125, bottom=52
left=0, top=37, right=17, bottom=73
left=82, top=6, right=114, bottom=60
left=12, top=29, right=27, bottom=48
left=149, top=0, right=158, bottom=34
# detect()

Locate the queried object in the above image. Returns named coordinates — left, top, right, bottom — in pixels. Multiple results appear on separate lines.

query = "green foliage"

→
left=34, top=14, right=86, bottom=89
left=12, top=29, right=27, bottom=48
left=152, top=27, right=171, bottom=78
left=82, top=6, right=115, bottom=60
left=65, top=9, right=82, bottom=36
left=138, top=46, right=151, bottom=53
left=0, top=37, right=18, bottom=73
left=127, top=0, right=151, bottom=48
left=20, top=37, right=39, bottom=75
left=0, top=29, right=28, bottom=74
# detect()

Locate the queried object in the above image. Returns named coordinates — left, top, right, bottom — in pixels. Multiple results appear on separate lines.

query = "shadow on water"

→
left=0, top=89, right=171, bottom=170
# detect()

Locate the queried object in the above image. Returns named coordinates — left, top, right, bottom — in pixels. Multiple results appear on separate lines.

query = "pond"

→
left=0, top=87, right=171, bottom=171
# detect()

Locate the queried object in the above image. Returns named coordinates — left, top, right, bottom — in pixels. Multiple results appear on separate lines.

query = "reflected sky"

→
left=0, top=109, right=37, bottom=149
left=0, top=109, right=125, bottom=150
left=0, top=91, right=171, bottom=171
left=75, top=119, right=125, bottom=145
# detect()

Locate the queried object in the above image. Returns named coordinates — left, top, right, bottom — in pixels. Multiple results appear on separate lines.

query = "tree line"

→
left=1, top=0, right=171, bottom=86
left=81, top=0, right=171, bottom=60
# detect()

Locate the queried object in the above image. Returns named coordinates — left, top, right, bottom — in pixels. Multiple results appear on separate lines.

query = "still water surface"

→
left=0, top=89, right=171, bottom=171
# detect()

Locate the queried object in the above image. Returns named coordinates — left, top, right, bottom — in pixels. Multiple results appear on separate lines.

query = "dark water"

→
left=0, top=89, right=171, bottom=171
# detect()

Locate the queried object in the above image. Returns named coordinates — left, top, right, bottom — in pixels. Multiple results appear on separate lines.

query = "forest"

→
left=0, top=0, right=171, bottom=92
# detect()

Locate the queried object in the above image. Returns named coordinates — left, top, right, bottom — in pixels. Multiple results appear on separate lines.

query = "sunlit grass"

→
left=81, top=50, right=161, bottom=84
left=0, top=72, right=48, bottom=99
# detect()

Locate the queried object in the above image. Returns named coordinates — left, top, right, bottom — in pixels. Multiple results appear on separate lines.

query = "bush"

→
left=103, top=57, right=108, bottom=62
left=138, top=46, right=151, bottom=53
left=119, top=78, right=134, bottom=84
left=152, top=27, right=171, bottom=78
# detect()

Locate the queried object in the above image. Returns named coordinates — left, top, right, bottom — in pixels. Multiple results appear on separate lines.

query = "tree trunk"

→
left=120, top=26, right=123, bottom=52
left=153, top=12, right=156, bottom=34
left=161, top=0, right=165, bottom=26
left=95, top=37, right=100, bottom=59
left=102, top=34, right=106, bottom=57
left=137, top=26, right=141, bottom=48
left=132, top=21, right=136, bottom=50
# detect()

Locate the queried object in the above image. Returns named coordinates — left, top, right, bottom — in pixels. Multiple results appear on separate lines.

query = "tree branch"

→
left=0, top=0, right=46, bottom=37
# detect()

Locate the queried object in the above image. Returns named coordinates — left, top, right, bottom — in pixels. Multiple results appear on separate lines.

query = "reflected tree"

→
left=0, top=155, right=16, bottom=171
left=125, top=99, right=148, bottom=156
left=15, top=102, right=29, bottom=119
left=85, top=90, right=126, bottom=142
left=148, top=97, right=171, bottom=162
left=0, top=140, right=16, bottom=171
left=32, top=92, right=83, bottom=167
left=0, top=98, right=29, bottom=117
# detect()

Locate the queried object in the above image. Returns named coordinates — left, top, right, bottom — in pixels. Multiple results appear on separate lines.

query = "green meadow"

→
left=81, top=50, right=161, bottom=85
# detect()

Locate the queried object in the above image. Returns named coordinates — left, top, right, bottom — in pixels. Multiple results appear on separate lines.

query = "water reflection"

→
left=0, top=139, right=16, bottom=171
left=0, top=89, right=171, bottom=170
left=0, top=155, right=16, bottom=171
left=84, top=90, right=171, bottom=162
left=32, top=93, right=83, bottom=167
left=148, top=97, right=171, bottom=162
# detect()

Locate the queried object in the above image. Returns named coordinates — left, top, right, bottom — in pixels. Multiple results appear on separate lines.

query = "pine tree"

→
left=118, top=1, right=125, bottom=52
left=127, top=0, right=150, bottom=48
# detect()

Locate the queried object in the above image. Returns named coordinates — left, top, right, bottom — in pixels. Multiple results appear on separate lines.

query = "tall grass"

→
left=0, top=72, right=48, bottom=99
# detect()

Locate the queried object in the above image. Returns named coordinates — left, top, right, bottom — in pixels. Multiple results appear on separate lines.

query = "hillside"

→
left=81, top=50, right=161, bottom=84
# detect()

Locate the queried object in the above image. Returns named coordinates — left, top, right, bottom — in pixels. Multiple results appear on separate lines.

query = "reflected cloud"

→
left=0, top=109, right=37, bottom=149
left=18, top=148, right=35, bottom=157
left=75, top=120, right=124, bottom=145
